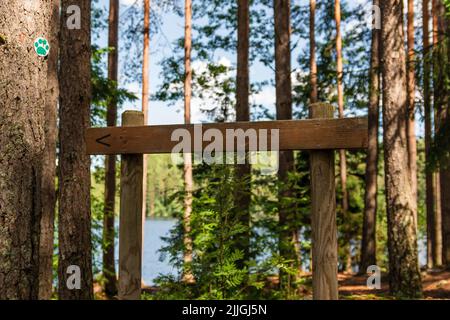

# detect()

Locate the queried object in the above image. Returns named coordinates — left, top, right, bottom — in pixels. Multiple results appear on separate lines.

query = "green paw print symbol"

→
left=34, top=37, right=50, bottom=57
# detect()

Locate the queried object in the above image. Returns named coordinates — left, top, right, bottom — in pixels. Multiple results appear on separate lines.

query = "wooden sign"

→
left=86, top=117, right=368, bottom=155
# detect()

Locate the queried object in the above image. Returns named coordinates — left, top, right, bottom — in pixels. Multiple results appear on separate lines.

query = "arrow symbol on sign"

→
left=96, top=134, right=111, bottom=147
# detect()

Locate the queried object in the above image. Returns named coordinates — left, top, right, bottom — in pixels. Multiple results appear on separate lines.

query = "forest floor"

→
left=337, top=270, right=450, bottom=300
left=96, top=270, right=450, bottom=300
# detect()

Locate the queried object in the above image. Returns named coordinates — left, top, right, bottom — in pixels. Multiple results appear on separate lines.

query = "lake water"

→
left=141, top=219, right=178, bottom=285
left=129, top=218, right=428, bottom=285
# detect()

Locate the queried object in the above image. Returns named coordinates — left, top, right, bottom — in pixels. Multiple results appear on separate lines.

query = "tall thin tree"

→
left=310, top=0, right=318, bottom=104
left=274, top=0, right=297, bottom=289
left=433, top=0, right=450, bottom=268
left=182, top=0, right=195, bottom=283
left=424, top=0, right=441, bottom=268
left=142, top=0, right=150, bottom=226
left=103, top=0, right=119, bottom=297
left=58, top=0, right=94, bottom=299
left=431, top=0, right=443, bottom=267
left=334, top=0, right=351, bottom=273
left=360, top=0, right=380, bottom=273
left=235, top=0, right=251, bottom=268
left=39, top=0, right=60, bottom=300
left=0, top=0, right=51, bottom=300
left=407, top=0, right=418, bottom=226
left=380, top=0, right=422, bottom=297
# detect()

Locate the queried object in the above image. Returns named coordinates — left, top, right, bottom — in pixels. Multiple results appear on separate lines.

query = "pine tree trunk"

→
left=274, top=0, right=296, bottom=290
left=431, top=0, right=444, bottom=268
left=424, top=0, right=438, bottom=269
left=360, top=0, right=380, bottom=273
left=0, top=0, right=51, bottom=300
left=235, top=0, right=251, bottom=268
left=433, top=0, right=450, bottom=268
left=142, top=0, right=151, bottom=242
left=335, top=0, right=351, bottom=273
left=39, top=0, right=60, bottom=300
left=58, top=0, right=94, bottom=300
left=407, top=0, right=418, bottom=229
left=310, top=0, right=318, bottom=104
left=308, top=0, right=317, bottom=274
left=182, top=0, right=195, bottom=283
left=103, top=0, right=119, bottom=297
left=381, top=0, right=422, bottom=297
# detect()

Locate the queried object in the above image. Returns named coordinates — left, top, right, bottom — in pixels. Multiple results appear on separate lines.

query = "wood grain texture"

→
left=118, top=111, right=144, bottom=300
left=309, top=103, right=338, bottom=300
left=86, top=117, right=368, bottom=155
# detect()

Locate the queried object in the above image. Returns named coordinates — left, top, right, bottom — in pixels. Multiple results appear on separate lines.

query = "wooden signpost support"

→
left=86, top=104, right=368, bottom=300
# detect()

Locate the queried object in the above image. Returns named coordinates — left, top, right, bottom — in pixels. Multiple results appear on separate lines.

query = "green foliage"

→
left=91, top=46, right=138, bottom=127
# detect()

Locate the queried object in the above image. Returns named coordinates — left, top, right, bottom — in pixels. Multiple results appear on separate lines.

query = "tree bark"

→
left=407, top=0, right=418, bottom=228
left=380, top=0, right=422, bottom=297
left=433, top=0, right=450, bottom=268
left=58, top=0, right=94, bottom=300
left=431, top=0, right=444, bottom=268
left=182, top=0, right=195, bottom=283
left=360, top=0, right=380, bottom=273
left=274, top=0, right=297, bottom=290
left=0, top=0, right=51, bottom=300
left=234, top=0, right=251, bottom=269
left=310, top=0, right=318, bottom=104
left=103, top=0, right=119, bottom=297
left=142, top=0, right=150, bottom=231
left=334, top=0, right=350, bottom=274
left=39, top=0, right=60, bottom=300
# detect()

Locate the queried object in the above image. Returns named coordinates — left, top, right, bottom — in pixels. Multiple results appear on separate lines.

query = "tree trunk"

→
left=360, top=0, right=380, bottom=274
left=235, top=0, right=251, bottom=269
left=431, top=0, right=444, bottom=268
left=308, top=0, right=317, bottom=274
left=380, top=0, right=422, bottom=297
left=424, top=0, right=440, bottom=269
left=424, top=0, right=434, bottom=270
left=0, top=0, right=51, bottom=300
left=310, top=0, right=318, bottom=104
left=39, top=0, right=60, bottom=300
left=58, top=0, right=94, bottom=300
left=182, top=0, right=195, bottom=283
left=335, top=0, right=350, bottom=273
left=274, top=0, right=297, bottom=290
left=433, top=0, right=450, bottom=268
left=103, top=0, right=119, bottom=297
left=142, top=0, right=151, bottom=247
left=407, top=0, right=418, bottom=229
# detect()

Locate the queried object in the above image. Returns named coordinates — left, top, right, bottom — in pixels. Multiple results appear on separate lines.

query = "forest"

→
left=1, top=0, right=450, bottom=301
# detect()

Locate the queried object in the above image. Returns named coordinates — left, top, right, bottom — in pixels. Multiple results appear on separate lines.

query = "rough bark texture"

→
left=235, top=0, right=251, bottom=268
left=0, top=0, right=50, bottom=300
left=407, top=0, right=418, bottom=227
left=381, top=0, right=422, bottom=297
left=274, top=0, right=297, bottom=289
left=360, top=0, right=380, bottom=273
left=431, top=0, right=444, bottom=268
left=39, top=0, right=60, bottom=300
left=310, top=0, right=318, bottom=104
left=183, top=0, right=194, bottom=283
left=103, top=0, right=119, bottom=297
left=58, top=0, right=94, bottom=300
left=434, top=0, right=450, bottom=268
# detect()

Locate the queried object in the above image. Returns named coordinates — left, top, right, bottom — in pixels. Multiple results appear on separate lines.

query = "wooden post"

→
left=118, top=111, right=144, bottom=300
left=309, top=103, right=338, bottom=300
